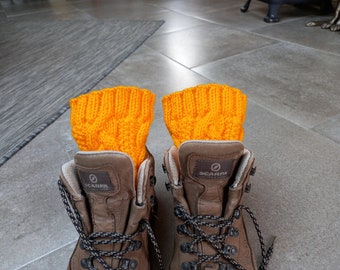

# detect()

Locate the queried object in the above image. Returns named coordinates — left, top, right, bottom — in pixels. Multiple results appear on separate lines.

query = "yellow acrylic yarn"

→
left=162, top=84, right=247, bottom=147
left=69, top=86, right=155, bottom=172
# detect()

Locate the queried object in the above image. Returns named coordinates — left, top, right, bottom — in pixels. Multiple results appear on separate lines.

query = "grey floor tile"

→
left=253, top=16, right=340, bottom=56
left=193, top=42, right=340, bottom=129
left=312, top=113, right=340, bottom=144
left=70, top=0, right=165, bottom=20
left=146, top=23, right=278, bottom=68
left=0, top=114, right=78, bottom=269
left=95, top=46, right=212, bottom=118
left=153, top=0, right=240, bottom=16
left=192, top=2, right=322, bottom=31
left=241, top=101, right=340, bottom=269
left=2, top=0, right=73, bottom=18
left=241, top=1, right=328, bottom=23
left=192, top=5, right=271, bottom=31
left=1, top=0, right=92, bottom=20
left=141, top=10, right=207, bottom=34
left=0, top=10, right=6, bottom=21
left=6, top=9, right=92, bottom=21
left=17, top=242, right=75, bottom=270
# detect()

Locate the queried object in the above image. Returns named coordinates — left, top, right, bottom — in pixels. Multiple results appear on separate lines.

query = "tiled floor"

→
left=0, top=0, right=339, bottom=269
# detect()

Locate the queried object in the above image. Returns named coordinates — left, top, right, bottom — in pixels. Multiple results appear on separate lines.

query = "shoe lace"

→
left=58, top=179, right=164, bottom=270
left=174, top=204, right=274, bottom=270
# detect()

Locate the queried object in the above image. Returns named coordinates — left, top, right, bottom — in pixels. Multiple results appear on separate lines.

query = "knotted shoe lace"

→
left=163, top=140, right=274, bottom=270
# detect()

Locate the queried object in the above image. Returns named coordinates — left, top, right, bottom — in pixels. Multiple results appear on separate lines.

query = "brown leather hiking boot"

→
left=58, top=150, right=163, bottom=270
left=163, top=140, right=273, bottom=270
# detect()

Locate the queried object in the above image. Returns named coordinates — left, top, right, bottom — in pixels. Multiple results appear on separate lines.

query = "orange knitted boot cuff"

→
left=162, top=84, right=247, bottom=147
left=69, top=86, right=155, bottom=172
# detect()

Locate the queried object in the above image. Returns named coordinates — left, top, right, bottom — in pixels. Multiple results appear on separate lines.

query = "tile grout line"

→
left=14, top=240, right=77, bottom=270
left=248, top=30, right=340, bottom=57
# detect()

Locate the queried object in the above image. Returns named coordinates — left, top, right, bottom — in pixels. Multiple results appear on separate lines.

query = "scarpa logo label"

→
left=193, top=159, right=232, bottom=179
left=78, top=170, right=115, bottom=192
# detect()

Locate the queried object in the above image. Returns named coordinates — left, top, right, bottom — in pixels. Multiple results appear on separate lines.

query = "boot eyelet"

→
left=219, top=263, right=227, bottom=270
left=181, top=262, right=190, bottom=270
left=165, top=182, right=171, bottom=191
left=80, top=257, right=94, bottom=269
left=174, top=206, right=184, bottom=218
left=136, top=201, right=144, bottom=207
left=177, top=224, right=188, bottom=234
left=220, top=264, right=236, bottom=270
left=230, top=246, right=237, bottom=255
left=138, top=221, right=146, bottom=232
left=181, top=261, right=197, bottom=270
left=227, top=226, right=239, bottom=237
left=121, top=258, right=130, bottom=269
left=150, top=195, right=156, bottom=205
left=245, top=183, right=252, bottom=193
left=177, top=224, right=183, bottom=234
left=133, top=240, right=142, bottom=250
left=129, top=259, right=138, bottom=269
left=250, top=166, right=256, bottom=176
left=79, top=240, right=86, bottom=250
left=224, top=245, right=237, bottom=255
left=180, top=242, right=191, bottom=253
left=233, top=209, right=240, bottom=219
left=162, top=164, right=168, bottom=174
left=150, top=175, right=156, bottom=186
left=190, top=261, right=198, bottom=270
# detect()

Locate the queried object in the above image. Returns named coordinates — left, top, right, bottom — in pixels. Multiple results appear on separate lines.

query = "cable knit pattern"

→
left=162, top=84, right=247, bottom=147
left=69, top=86, right=155, bottom=171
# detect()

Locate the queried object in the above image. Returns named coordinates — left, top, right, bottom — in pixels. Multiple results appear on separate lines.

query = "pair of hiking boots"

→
left=58, top=84, right=273, bottom=270
left=58, top=141, right=273, bottom=270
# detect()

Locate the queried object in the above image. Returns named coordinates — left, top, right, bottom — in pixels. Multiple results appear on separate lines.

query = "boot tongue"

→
left=178, top=140, right=244, bottom=216
left=74, top=151, right=135, bottom=233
